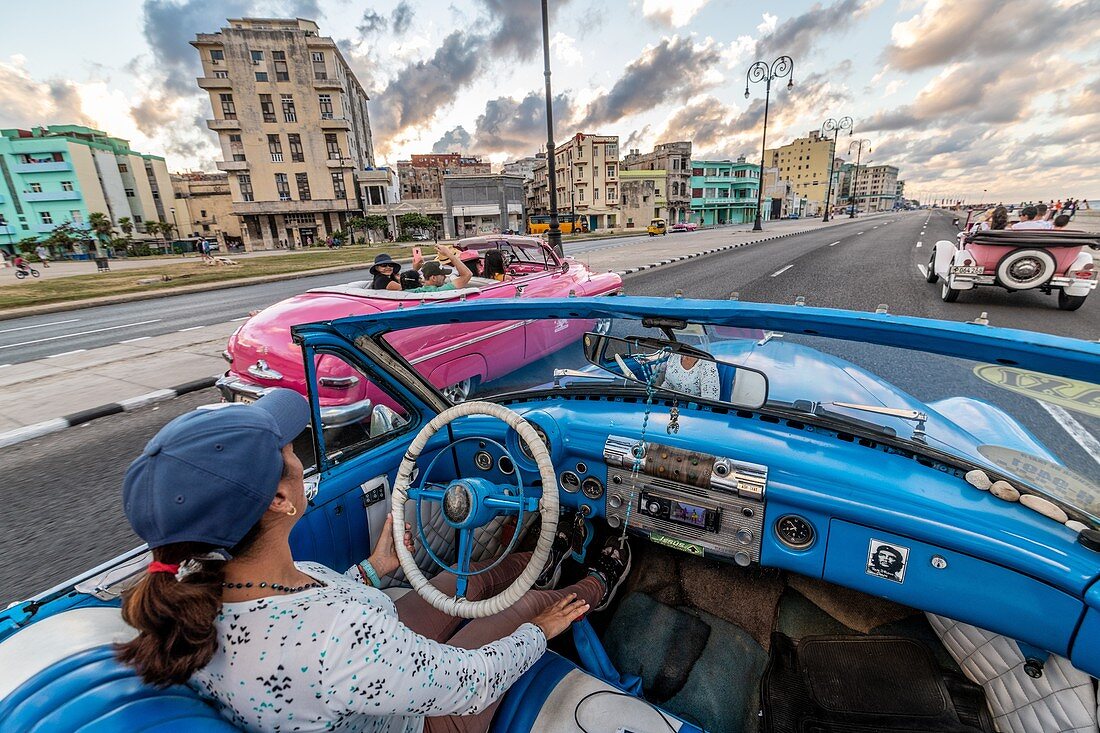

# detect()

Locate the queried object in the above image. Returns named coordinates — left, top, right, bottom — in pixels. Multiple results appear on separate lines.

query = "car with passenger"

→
left=670, top=221, right=698, bottom=232
left=3, top=297, right=1100, bottom=733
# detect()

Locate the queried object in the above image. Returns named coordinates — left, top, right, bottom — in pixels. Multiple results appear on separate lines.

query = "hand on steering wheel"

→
left=391, top=401, right=559, bottom=618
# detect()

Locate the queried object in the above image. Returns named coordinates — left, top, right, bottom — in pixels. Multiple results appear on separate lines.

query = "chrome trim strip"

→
left=409, top=320, right=534, bottom=365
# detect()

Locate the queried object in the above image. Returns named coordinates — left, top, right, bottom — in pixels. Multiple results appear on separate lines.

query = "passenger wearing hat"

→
left=369, top=253, right=404, bottom=291
left=409, top=244, right=472, bottom=293
left=115, top=388, right=595, bottom=733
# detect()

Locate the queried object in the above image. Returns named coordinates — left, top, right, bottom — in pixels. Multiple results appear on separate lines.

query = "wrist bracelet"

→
left=360, top=560, right=382, bottom=588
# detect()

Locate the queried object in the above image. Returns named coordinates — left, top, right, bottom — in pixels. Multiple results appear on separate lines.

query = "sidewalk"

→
left=0, top=211, right=894, bottom=447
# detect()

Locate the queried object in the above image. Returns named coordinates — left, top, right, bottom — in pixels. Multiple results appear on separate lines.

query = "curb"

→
left=0, top=376, right=219, bottom=450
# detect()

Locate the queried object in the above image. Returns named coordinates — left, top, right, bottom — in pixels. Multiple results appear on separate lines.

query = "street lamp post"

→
left=847, top=139, right=871, bottom=218
left=745, top=55, right=794, bottom=231
left=541, top=0, right=563, bottom=257
left=820, top=117, right=852, bottom=222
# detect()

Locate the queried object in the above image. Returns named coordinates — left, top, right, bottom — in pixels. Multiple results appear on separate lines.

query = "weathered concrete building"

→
left=398, top=154, right=490, bottom=200
left=170, top=172, right=242, bottom=248
left=621, top=141, right=692, bottom=224
left=442, top=174, right=525, bottom=239
left=618, top=170, right=665, bottom=230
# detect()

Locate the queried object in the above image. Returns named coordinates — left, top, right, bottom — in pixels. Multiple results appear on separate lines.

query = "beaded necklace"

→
left=222, top=579, right=327, bottom=593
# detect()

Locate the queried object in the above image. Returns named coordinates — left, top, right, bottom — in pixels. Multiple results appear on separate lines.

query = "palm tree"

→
left=118, top=216, right=133, bottom=239
left=87, top=212, right=114, bottom=258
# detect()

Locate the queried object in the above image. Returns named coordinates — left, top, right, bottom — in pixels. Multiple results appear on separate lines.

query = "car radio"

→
left=602, top=436, right=768, bottom=565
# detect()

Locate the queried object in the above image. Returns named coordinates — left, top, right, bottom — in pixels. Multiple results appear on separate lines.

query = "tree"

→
left=398, top=212, right=434, bottom=236
left=87, top=212, right=114, bottom=258
left=118, top=216, right=133, bottom=239
left=345, top=216, right=366, bottom=245
left=42, top=223, right=86, bottom=255
left=363, top=214, right=389, bottom=243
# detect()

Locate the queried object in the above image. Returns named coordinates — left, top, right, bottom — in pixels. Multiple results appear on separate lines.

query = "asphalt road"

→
left=0, top=235, right=662, bottom=364
left=4, top=210, right=1097, bottom=605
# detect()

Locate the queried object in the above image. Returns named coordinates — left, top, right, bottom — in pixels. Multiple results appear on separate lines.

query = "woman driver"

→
left=116, top=388, right=629, bottom=733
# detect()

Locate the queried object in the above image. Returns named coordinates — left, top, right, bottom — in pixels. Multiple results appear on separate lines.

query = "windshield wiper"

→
left=831, top=401, right=928, bottom=441
left=788, top=399, right=902, bottom=439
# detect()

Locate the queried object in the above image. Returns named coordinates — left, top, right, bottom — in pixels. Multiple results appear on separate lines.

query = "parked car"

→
left=927, top=229, right=1098, bottom=310
left=411, top=231, right=431, bottom=241
left=646, top=218, right=667, bottom=236
left=216, top=235, right=622, bottom=429
left=4, top=298, right=1099, bottom=733
left=670, top=221, right=699, bottom=232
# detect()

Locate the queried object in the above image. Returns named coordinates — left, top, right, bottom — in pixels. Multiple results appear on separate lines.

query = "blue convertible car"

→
left=2, top=296, right=1099, bottom=733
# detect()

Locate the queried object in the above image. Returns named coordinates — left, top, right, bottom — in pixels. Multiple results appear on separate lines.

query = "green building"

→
left=689, top=158, right=762, bottom=226
left=0, top=125, right=173, bottom=255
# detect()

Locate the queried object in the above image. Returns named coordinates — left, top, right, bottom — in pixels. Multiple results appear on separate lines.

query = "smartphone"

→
left=412, top=246, right=421, bottom=259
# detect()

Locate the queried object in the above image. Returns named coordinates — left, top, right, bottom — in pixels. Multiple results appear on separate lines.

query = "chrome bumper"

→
left=948, top=274, right=1096, bottom=291
left=216, top=373, right=373, bottom=428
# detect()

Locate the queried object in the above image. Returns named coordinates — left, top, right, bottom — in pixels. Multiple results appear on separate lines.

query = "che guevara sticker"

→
left=866, top=539, right=909, bottom=583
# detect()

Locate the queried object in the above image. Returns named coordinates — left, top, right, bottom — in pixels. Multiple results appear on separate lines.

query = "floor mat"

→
left=760, top=633, right=995, bottom=733
left=604, top=592, right=768, bottom=733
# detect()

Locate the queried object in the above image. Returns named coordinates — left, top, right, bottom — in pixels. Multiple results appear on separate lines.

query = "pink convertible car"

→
left=217, top=235, right=622, bottom=428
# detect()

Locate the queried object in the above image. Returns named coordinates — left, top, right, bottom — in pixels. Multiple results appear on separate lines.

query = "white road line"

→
left=47, top=349, right=87, bottom=358
left=120, top=336, right=151, bottom=344
left=771, top=264, right=794, bottom=277
left=0, top=364, right=10, bottom=369
left=0, top=318, right=80, bottom=334
left=917, top=264, right=929, bottom=278
left=873, top=226, right=879, bottom=229
left=857, top=231, right=864, bottom=235
left=916, top=241, right=923, bottom=248
left=178, top=326, right=205, bottom=332
left=1038, top=402, right=1100, bottom=468
left=231, top=316, right=250, bottom=321
left=828, top=241, right=840, bottom=247
left=0, top=319, right=162, bottom=350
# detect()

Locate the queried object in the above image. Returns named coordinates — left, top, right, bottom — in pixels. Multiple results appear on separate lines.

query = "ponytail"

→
left=116, top=525, right=261, bottom=687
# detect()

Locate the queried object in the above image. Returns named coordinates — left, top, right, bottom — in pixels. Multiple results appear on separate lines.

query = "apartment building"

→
left=618, top=170, right=665, bottom=230
left=397, top=154, right=490, bottom=200
left=764, top=130, right=844, bottom=217
left=689, top=157, right=761, bottom=225
left=170, top=172, right=242, bottom=248
left=192, top=17, right=374, bottom=250
left=524, top=157, right=550, bottom=217
left=621, top=141, right=692, bottom=224
left=442, top=173, right=525, bottom=239
left=555, top=133, right=619, bottom=231
left=0, top=125, right=172, bottom=254
left=852, top=164, right=900, bottom=212
left=502, top=154, right=545, bottom=181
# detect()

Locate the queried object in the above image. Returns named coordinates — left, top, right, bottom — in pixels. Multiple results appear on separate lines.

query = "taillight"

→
left=1074, top=270, right=1095, bottom=280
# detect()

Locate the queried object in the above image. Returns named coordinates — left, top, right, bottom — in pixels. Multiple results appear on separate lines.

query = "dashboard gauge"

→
left=560, top=471, right=581, bottom=493
left=581, top=477, right=604, bottom=500
left=473, top=451, right=493, bottom=471
left=497, top=455, right=515, bottom=475
left=576, top=462, right=588, bottom=474
left=775, top=515, right=815, bottom=549
left=518, top=423, right=552, bottom=461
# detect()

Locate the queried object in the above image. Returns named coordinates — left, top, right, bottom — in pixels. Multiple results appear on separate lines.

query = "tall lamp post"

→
left=745, top=55, right=794, bottom=231
left=540, top=0, right=563, bottom=257
left=820, top=116, right=852, bottom=222
left=847, top=139, right=871, bottom=218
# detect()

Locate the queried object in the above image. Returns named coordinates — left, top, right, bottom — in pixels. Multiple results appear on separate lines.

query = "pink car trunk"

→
left=965, top=243, right=1081, bottom=274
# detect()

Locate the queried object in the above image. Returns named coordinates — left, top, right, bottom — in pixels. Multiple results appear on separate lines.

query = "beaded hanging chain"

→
left=619, top=347, right=671, bottom=545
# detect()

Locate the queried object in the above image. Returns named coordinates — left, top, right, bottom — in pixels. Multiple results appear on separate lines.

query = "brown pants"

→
left=396, top=552, right=604, bottom=733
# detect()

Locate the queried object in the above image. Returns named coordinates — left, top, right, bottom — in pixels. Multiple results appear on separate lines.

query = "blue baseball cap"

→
left=123, top=389, right=311, bottom=550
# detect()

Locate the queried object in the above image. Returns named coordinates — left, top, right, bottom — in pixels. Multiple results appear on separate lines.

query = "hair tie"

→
left=148, top=561, right=180, bottom=575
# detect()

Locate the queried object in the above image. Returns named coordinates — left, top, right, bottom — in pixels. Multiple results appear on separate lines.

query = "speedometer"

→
left=518, top=423, right=552, bottom=461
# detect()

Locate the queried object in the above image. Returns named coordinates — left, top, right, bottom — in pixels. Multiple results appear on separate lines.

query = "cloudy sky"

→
left=2, top=0, right=1098, bottom=202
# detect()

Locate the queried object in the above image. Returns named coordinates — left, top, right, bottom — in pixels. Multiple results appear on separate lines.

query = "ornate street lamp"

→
left=847, top=138, right=871, bottom=218
left=541, top=0, right=563, bottom=257
left=820, top=117, right=852, bottom=222
left=745, top=56, right=794, bottom=231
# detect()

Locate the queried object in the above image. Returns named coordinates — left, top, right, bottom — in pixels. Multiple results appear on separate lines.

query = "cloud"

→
left=356, top=9, right=387, bottom=37
left=0, top=57, right=96, bottom=129
left=357, top=2, right=413, bottom=39
left=391, top=2, right=414, bottom=35
left=432, top=125, right=473, bottom=154
left=471, top=91, right=576, bottom=156
left=478, top=0, right=572, bottom=62
left=551, top=32, right=582, bottom=66
left=754, top=0, right=878, bottom=60
left=637, top=0, right=712, bottom=28
left=624, top=125, right=653, bottom=152
left=580, top=36, right=723, bottom=127
left=130, top=95, right=180, bottom=136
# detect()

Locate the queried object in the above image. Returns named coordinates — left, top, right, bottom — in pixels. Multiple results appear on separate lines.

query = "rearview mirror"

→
left=582, top=332, right=768, bottom=410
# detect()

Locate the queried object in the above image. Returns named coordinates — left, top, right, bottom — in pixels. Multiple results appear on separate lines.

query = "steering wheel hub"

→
left=442, top=483, right=474, bottom=524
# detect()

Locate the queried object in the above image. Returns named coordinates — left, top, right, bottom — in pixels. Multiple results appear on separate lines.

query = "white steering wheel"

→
left=392, top=401, right=559, bottom=618
left=614, top=353, right=639, bottom=381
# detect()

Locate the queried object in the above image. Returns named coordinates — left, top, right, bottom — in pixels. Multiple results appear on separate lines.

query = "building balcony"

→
left=33, top=223, right=59, bottom=233
left=313, top=77, right=342, bottom=90
left=0, top=225, right=16, bottom=236
left=692, top=197, right=758, bottom=207
left=197, top=76, right=233, bottom=89
left=326, top=157, right=355, bottom=169
left=13, top=161, right=71, bottom=173
left=23, top=190, right=82, bottom=202
left=319, top=116, right=351, bottom=129
left=230, top=198, right=351, bottom=216
left=216, top=160, right=250, bottom=172
left=207, top=118, right=241, bottom=131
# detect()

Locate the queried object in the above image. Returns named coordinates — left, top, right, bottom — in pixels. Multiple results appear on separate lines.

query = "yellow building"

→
left=170, top=173, right=242, bottom=249
left=765, top=130, right=841, bottom=217
left=619, top=170, right=666, bottom=230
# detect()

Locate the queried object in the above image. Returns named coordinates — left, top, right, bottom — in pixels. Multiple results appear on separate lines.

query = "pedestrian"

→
left=35, top=244, right=51, bottom=267
left=1052, top=214, right=1072, bottom=230
left=433, top=228, right=438, bottom=244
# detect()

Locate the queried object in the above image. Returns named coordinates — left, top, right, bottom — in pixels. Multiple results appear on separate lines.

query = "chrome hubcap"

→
left=1009, top=257, right=1043, bottom=282
left=443, top=378, right=472, bottom=403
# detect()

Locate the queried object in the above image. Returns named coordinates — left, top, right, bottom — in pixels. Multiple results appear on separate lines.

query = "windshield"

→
left=457, top=237, right=558, bottom=266
left=382, top=314, right=1100, bottom=521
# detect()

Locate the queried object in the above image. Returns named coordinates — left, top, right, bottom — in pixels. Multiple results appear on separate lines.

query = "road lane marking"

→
left=828, top=241, right=840, bottom=246
left=1038, top=403, right=1100, bottom=468
left=771, top=264, right=794, bottom=277
left=858, top=231, right=864, bottom=234
left=0, top=319, right=162, bottom=350
left=0, top=318, right=80, bottom=334
left=873, top=226, right=879, bottom=229
left=916, top=241, right=923, bottom=248
left=917, top=264, right=929, bottom=278
left=120, top=336, right=151, bottom=344
left=178, top=326, right=205, bottom=332
left=47, top=349, right=88, bottom=358
left=0, top=364, right=10, bottom=369
left=231, top=316, right=250, bottom=321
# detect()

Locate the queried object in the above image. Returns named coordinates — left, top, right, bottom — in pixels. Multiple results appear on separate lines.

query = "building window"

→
left=288, top=133, right=304, bottom=163
left=214, top=70, right=229, bottom=78
left=608, top=145, right=618, bottom=158
left=273, top=51, right=286, bottom=60
left=296, top=172, right=311, bottom=201
left=274, top=60, right=289, bottom=82
left=232, top=153, right=246, bottom=162
left=200, top=209, right=207, bottom=218
left=281, top=94, right=296, bottom=122
left=331, top=172, right=346, bottom=199
left=267, top=134, right=283, bottom=162
left=578, top=189, right=585, bottom=201
left=119, top=163, right=129, bottom=173
left=237, top=174, right=254, bottom=202
left=70, top=210, right=82, bottom=224
left=29, top=182, right=42, bottom=193
left=606, top=165, right=616, bottom=177
left=325, top=133, right=342, bottom=160
left=607, top=186, right=616, bottom=199
left=275, top=173, right=291, bottom=201
left=318, top=94, right=333, bottom=119
left=594, top=188, right=599, bottom=200
left=255, top=71, right=268, bottom=82
left=40, top=211, right=52, bottom=224
left=219, top=93, right=236, bottom=120
left=133, top=214, right=142, bottom=223
left=124, top=188, right=135, bottom=197
left=311, top=52, right=324, bottom=62
left=61, top=181, right=73, bottom=191
left=260, top=94, right=276, bottom=123
left=229, top=133, right=242, bottom=145
left=692, top=187, right=703, bottom=197
left=655, top=188, right=661, bottom=196
left=210, top=49, right=224, bottom=63
left=250, top=50, right=263, bottom=64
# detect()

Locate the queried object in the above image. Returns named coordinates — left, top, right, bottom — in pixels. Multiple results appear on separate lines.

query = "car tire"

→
left=442, top=376, right=479, bottom=403
left=1057, top=290, right=1088, bottom=311
left=995, top=248, right=1056, bottom=290
left=925, top=252, right=938, bottom=283
left=941, top=281, right=960, bottom=302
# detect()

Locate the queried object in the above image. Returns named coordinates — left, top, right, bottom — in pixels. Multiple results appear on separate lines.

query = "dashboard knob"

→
left=736, top=529, right=754, bottom=545
left=608, top=515, right=621, bottom=529
left=608, top=493, right=623, bottom=509
left=734, top=551, right=751, bottom=567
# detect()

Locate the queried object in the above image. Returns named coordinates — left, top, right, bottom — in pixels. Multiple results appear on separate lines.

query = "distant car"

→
left=670, top=221, right=698, bottom=232
left=647, top=218, right=668, bottom=236
left=411, top=232, right=431, bottom=241
left=787, top=213, right=801, bottom=219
